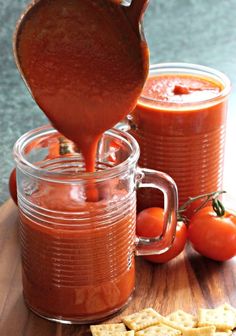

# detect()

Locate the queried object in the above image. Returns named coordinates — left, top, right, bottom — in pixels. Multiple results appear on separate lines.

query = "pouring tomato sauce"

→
left=14, top=0, right=149, bottom=322
left=15, top=0, right=149, bottom=171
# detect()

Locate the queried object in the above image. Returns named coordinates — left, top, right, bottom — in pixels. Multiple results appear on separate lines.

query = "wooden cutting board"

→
left=0, top=200, right=236, bottom=336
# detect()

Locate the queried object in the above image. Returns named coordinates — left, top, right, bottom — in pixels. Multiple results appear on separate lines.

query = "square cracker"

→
left=217, top=303, right=236, bottom=313
left=165, top=310, right=197, bottom=329
left=135, top=323, right=181, bottom=336
left=121, top=308, right=163, bottom=331
left=182, top=326, right=216, bottom=336
left=217, top=304, right=236, bottom=328
left=90, top=324, right=127, bottom=335
left=91, top=332, right=134, bottom=336
left=198, top=307, right=235, bottom=331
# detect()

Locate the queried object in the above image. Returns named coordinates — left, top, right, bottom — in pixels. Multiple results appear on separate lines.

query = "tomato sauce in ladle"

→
left=13, top=0, right=149, bottom=172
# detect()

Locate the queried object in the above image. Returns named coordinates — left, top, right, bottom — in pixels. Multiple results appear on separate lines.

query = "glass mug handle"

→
left=135, top=167, right=178, bottom=256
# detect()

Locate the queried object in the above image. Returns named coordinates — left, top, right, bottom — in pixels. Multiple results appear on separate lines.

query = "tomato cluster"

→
left=136, top=203, right=236, bottom=263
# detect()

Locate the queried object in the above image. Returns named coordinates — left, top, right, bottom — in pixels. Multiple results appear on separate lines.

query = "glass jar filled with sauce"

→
left=14, top=125, right=178, bottom=324
left=130, top=63, right=231, bottom=217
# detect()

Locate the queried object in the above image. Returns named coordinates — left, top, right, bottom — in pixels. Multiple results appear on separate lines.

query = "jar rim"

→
left=139, top=62, right=231, bottom=109
left=13, top=124, right=140, bottom=183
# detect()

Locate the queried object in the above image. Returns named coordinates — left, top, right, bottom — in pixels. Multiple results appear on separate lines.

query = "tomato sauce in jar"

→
left=15, top=127, right=139, bottom=323
left=130, top=64, right=230, bottom=217
left=20, top=189, right=135, bottom=321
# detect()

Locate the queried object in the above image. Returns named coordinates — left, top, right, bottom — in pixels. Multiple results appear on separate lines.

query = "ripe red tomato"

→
left=188, top=206, right=236, bottom=261
left=9, top=168, right=17, bottom=205
left=136, top=207, right=187, bottom=263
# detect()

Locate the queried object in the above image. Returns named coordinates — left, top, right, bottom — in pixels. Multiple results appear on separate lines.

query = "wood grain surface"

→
left=0, top=200, right=236, bottom=336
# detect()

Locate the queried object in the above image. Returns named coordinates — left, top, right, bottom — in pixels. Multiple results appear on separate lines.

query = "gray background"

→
left=1, top=0, right=236, bottom=204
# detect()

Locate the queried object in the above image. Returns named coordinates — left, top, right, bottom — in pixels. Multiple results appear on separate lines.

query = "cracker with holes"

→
left=121, top=308, right=163, bottom=331
left=91, top=332, right=134, bottom=336
left=182, top=326, right=216, bottom=336
left=92, top=330, right=134, bottom=336
left=90, top=323, right=127, bottom=336
left=165, top=310, right=197, bottom=330
left=135, top=323, right=181, bottom=336
left=217, top=304, right=236, bottom=328
left=198, top=307, right=235, bottom=331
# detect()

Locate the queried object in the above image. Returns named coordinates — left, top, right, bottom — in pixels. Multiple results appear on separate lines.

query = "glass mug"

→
left=128, top=63, right=231, bottom=217
left=14, top=125, right=178, bottom=324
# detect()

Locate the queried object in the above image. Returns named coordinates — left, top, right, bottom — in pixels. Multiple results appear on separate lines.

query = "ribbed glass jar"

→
left=130, top=63, right=231, bottom=217
left=14, top=125, right=178, bottom=323
left=14, top=126, right=138, bottom=324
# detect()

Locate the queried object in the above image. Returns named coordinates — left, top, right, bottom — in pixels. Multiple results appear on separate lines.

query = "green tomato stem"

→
left=212, top=198, right=225, bottom=217
left=178, top=190, right=226, bottom=219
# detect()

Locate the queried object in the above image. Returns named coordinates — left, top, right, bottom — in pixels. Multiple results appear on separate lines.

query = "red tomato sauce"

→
left=20, top=183, right=136, bottom=320
left=131, top=74, right=228, bottom=216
